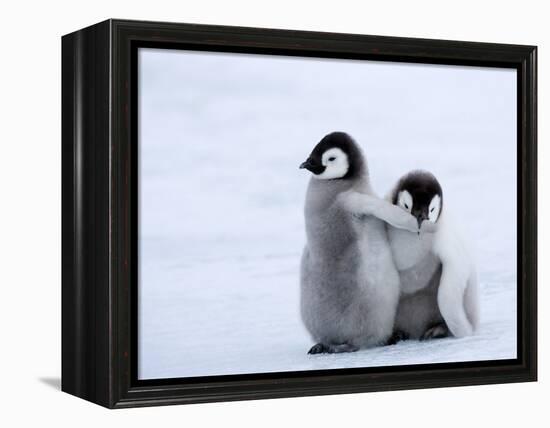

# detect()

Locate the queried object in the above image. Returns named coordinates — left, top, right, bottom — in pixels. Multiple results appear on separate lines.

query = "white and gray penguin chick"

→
left=384, top=170, right=480, bottom=341
left=299, top=132, right=419, bottom=354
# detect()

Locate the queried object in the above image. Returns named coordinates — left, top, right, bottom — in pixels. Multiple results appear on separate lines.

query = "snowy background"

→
left=138, top=48, right=517, bottom=380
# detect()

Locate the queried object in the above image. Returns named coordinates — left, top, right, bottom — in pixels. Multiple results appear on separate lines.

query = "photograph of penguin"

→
left=381, top=170, right=480, bottom=341
left=299, top=132, right=420, bottom=354
left=136, top=49, right=517, bottom=378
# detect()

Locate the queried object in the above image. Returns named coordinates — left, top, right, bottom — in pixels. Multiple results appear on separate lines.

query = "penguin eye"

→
left=404, top=203, right=409, bottom=209
left=328, top=157, right=336, bottom=162
left=430, top=207, right=435, bottom=212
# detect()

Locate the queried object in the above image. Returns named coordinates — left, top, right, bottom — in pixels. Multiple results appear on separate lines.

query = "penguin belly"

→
left=394, top=262, right=446, bottom=339
left=353, top=216, right=401, bottom=347
left=300, top=216, right=400, bottom=348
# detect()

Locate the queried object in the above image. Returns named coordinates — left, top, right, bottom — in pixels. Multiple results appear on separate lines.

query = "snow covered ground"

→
left=138, top=48, right=517, bottom=380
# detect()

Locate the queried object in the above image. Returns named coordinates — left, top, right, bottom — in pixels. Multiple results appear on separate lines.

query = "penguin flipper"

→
left=433, top=214, right=478, bottom=338
left=464, top=272, right=481, bottom=331
left=338, top=191, right=418, bottom=233
left=437, top=263, right=474, bottom=338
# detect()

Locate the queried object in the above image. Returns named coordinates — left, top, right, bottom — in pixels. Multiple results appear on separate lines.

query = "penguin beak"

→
left=300, top=158, right=325, bottom=174
left=300, top=157, right=316, bottom=170
left=412, top=208, right=425, bottom=230
left=414, top=212, right=429, bottom=230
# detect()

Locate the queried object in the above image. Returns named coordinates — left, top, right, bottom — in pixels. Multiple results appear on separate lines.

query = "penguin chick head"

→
left=299, top=132, right=366, bottom=180
left=393, top=170, right=443, bottom=229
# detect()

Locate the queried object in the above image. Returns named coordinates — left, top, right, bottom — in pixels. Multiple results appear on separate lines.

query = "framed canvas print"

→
left=61, top=19, right=537, bottom=408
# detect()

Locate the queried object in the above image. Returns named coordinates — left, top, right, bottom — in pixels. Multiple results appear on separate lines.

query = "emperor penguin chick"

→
left=299, top=132, right=419, bottom=354
left=386, top=170, right=480, bottom=340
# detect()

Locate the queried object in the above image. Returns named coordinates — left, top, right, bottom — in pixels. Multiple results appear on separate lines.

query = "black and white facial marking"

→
left=299, top=132, right=365, bottom=180
left=393, top=170, right=443, bottom=229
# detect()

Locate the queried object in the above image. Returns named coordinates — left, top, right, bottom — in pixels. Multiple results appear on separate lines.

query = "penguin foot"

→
left=308, top=343, right=329, bottom=354
left=308, top=343, right=359, bottom=355
left=386, top=330, right=409, bottom=345
left=420, top=323, right=449, bottom=341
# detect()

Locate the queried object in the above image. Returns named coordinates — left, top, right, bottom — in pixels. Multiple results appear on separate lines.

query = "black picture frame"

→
left=61, top=19, right=537, bottom=408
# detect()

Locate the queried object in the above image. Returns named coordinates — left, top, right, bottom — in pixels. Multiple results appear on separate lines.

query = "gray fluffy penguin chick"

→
left=385, top=170, right=480, bottom=342
left=299, top=132, right=419, bottom=354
